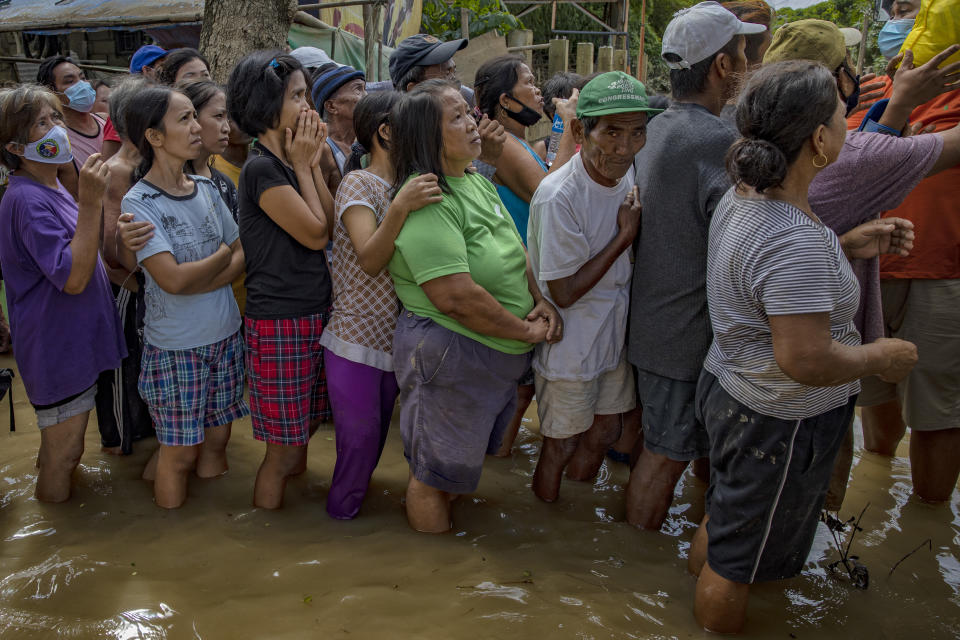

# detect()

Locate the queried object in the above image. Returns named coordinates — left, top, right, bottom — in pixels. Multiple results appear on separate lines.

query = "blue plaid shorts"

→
left=139, top=331, right=249, bottom=446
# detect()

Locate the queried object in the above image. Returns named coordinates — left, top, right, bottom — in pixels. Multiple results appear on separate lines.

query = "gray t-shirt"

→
left=629, top=102, right=738, bottom=381
left=704, top=190, right=861, bottom=420
left=124, top=176, right=241, bottom=350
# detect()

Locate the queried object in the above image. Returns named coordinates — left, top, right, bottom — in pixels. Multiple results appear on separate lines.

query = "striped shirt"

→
left=703, top=189, right=861, bottom=420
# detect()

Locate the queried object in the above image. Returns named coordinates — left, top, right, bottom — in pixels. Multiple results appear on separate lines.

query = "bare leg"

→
left=625, top=449, right=689, bottom=530
left=824, top=423, right=854, bottom=511
left=566, top=413, right=623, bottom=481
left=196, top=422, right=232, bottom=478
left=532, top=434, right=579, bottom=502
left=694, top=561, right=749, bottom=634
left=910, top=428, right=960, bottom=503
left=154, top=444, right=200, bottom=509
left=291, top=418, right=324, bottom=477
left=494, top=383, right=535, bottom=457
left=142, top=447, right=160, bottom=482
left=101, top=445, right=123, bottom=455
left=405, top=475, right=451, bottom=533
left=688, top=514, right=709, bottom=577
left=609, top=406, right=642, bottom=460
left=254, top=443, right=308, bottom=509
left=861, top=400, right=906, bottom=456
left=36, top=411, right=90, bottom=503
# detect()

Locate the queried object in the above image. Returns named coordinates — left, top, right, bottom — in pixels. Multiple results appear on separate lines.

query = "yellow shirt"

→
left=210, top=154, right=242, bottom=187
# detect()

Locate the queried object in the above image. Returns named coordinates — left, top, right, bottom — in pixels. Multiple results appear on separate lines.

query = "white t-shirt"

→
left=527, top=153, right=633, bottom=381
left=704, top=189, right=861, bottom=420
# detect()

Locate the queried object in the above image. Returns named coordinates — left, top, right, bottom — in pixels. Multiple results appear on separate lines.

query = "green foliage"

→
left=421, top=0, right=523, bottom=41
left=776, top=0, right=886, bottom=74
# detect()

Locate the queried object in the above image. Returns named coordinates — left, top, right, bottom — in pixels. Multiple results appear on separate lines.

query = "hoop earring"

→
left=813, top=153, right=828, bottom=168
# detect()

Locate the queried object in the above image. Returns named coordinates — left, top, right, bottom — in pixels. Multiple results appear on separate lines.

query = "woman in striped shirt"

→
left=690, top=60, right=917, bottom=633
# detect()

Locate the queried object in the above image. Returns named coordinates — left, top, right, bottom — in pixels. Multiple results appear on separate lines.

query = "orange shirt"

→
left=849, top=83, right=960, bottom=280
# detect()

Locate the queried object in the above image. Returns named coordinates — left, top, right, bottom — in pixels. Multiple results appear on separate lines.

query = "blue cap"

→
left=311, top=64, right=365, bottom=116
left=130, top=45, right=167, bottom=74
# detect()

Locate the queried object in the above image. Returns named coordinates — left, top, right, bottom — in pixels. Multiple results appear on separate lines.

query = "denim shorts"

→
left=393, top=310, right=531, bottom=494
left=697, top=371, right=856, bottom=583
left=33, top=384, right=97, bottom=429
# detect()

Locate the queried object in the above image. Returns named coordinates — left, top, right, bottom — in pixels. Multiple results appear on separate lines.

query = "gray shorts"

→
left=857, top=279, right=960, bottom=431
left=636, top=368, right=709, bottom=461
left=393, top=310, right=531, bottom=494
left=33, top=384, right=97, bottom=429
left=697, top=371, right=856, bottom=584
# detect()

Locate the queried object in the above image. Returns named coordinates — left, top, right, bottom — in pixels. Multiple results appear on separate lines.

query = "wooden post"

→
left=362, top=3, right=376, bottom=80
left=613, top=48, right=626, bottom=72
left=637, top=0, right=647, bottom=81
left=507, top=29, right=534, bottom=67
left=548, top=38, right=569, bottom=76
left=576, top=42, right=593, bottom=76
left=460, top=7, right=470, bottom=39
left=597, top=45, right=613, bottom=72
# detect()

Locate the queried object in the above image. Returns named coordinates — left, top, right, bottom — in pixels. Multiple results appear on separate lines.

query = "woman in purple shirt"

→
left=0, top=85, right=125, bottom=502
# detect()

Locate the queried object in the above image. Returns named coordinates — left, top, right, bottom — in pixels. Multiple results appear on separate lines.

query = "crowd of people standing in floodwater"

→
left=0, top=0, right=958, bottom=632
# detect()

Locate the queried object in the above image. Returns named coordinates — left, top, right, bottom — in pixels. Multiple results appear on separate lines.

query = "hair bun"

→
left=725, top=137, right=788, bottom=193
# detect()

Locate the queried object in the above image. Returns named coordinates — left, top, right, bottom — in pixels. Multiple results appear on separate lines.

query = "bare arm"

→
left=140, top=243, right=232, bottom=296
left=770, top=313, right=916, bottom=386
left=421, top=272, right=547, bottom=344
left=197, top=238, right=244, bottom=293
left=63, top=154, right=109, bottom=295
left=342, top=174, right=443, bottom=276
left=545, top=186, right=640, bottom=308
left=928, top=123, right=960, bottom=176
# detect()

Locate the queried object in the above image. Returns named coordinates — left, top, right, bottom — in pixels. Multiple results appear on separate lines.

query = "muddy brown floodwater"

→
left=0, top=353, right=958, bottom=639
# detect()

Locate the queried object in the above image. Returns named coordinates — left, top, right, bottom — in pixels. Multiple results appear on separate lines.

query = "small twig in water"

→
left=888, top=538, right=933, bottom=578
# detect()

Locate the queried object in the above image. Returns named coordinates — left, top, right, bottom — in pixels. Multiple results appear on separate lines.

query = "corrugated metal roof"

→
left=0, top=0, right=203, bottom=33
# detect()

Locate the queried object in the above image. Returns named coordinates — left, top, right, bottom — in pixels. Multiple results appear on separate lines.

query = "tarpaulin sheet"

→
left=288, top=22, right=393, bottom=82
left=0, top=0, right=202, bottom=33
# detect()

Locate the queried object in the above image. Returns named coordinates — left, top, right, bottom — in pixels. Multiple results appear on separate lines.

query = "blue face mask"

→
left=64, top=80, right=96, bottom=112
left=878, top=18, right=915, bottom=59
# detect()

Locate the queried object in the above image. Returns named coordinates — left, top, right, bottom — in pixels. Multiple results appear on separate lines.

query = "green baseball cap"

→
left=763, top=19, right=863, bottom=70
left=576, top=71, right=664, bottom=118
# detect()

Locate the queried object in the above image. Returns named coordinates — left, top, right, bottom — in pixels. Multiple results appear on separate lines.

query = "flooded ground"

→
left=0, top=353, right=958, bottom=639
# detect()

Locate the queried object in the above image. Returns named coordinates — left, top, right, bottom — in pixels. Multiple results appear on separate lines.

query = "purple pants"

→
left=324, top=349, right=399, bottom=519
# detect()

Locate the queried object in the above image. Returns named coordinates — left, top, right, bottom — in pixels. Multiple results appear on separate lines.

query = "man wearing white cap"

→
left=625, top=1, right=766, bottom=532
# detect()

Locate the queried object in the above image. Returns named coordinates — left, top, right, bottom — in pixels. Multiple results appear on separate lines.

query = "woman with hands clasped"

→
left=0, top=85, right=125, bottom=503
left=688, top=61, right=917, bottom=634
left=386, top=79, right=563, bottom=534
left=116, top=86, right=247, bottom=510
left=321, top=91, right=444, bottom=520
left=228, top=51, right=335, bottom=510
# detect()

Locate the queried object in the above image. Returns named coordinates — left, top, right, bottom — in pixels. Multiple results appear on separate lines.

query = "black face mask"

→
left=503, top=94, right=542, bottom=127
left=839, top=64, right=861, bottom=117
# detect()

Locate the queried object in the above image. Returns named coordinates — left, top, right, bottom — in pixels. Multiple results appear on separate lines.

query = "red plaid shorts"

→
left=245, top=312, right=330, bottom=446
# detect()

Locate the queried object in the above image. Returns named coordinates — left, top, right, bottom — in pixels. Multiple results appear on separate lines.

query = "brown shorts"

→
left=858, top=279, right=960, bottom=431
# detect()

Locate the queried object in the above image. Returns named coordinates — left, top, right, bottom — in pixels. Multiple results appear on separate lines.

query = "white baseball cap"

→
left=661, top=1, right=768, bottom=69
left=290, top=46, right=336, bottom=70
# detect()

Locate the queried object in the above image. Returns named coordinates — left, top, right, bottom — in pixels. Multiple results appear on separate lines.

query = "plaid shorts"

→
left=139, top=331, right=249, bottom=447
left=245, top=312, right=330, bottom=446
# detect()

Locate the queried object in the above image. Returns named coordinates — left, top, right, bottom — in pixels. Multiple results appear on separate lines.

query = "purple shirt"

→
left=0, top=175, right=125, bottom=405
left=810, top=131, right=942, bottom=344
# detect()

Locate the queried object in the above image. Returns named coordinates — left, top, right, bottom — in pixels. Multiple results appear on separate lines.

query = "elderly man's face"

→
left=574, top=111, right=648, bottom=186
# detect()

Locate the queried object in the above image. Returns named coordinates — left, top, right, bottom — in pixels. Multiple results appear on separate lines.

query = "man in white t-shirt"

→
left=527, top=72, right=662, bottom=502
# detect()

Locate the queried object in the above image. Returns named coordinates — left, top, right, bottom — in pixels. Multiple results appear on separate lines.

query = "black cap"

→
left=388, top=34, right=468, bottom=88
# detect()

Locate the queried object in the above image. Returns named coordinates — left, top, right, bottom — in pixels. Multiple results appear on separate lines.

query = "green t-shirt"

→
left=389, top=172, right=535, bottom=354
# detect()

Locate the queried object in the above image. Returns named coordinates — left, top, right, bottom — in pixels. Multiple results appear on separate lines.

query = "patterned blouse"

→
left=319, top=170, right=400, bottom=371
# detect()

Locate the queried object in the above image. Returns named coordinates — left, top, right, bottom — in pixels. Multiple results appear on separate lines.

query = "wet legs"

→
left=694, top=561, right=749, bottom=634
left=154, top=444, right=200, bottom=508
left=254, top=443, right=308, bottom=509
left=861, top=400, right=906, bottom=455
left=625, top=449, right=688, bottom=530
left=36, top=410, right=90, bottom=503
left=405, top=474, right=451, bottom=533
left=494, top=383, right=535, bottom=457
left=911, top=428, right=960, bottom=503
left=197, top=422, right=232, bottom=478
left=532, top=413, right=623, bottom=502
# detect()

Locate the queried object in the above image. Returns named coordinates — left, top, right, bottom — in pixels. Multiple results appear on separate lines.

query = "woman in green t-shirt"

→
left=387, top=78, right=562, bottom=533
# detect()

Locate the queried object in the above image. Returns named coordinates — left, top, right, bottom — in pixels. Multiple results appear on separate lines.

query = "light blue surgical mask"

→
left=878, top=18, right=915, bottom=60
left=64, top=80, right=96, bottom=112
